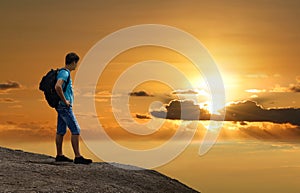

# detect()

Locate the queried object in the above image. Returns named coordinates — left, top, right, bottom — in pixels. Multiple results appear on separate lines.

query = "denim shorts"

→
left=56, top=104, right=80, bottom=135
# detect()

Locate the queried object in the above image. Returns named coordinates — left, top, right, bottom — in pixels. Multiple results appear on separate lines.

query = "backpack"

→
left=39, top=68, right=70, bottom=108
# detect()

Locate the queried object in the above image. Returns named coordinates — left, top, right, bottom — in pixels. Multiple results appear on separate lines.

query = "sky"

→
left=1, top=0, right=300, bottom=192
left=1, top=0, right=299, bottom=135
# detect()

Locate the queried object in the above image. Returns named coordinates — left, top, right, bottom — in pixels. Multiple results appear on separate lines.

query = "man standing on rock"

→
left=54, top=52, right=92, bottom=164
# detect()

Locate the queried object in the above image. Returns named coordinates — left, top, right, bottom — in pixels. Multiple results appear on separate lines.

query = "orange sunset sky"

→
left=1, top=1, right=300, bottom=192
left=1, top=0, right=300, bottom=139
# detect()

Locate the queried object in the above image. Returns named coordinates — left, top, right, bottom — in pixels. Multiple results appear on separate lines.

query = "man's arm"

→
left=55, top=79, right=70, bottom=107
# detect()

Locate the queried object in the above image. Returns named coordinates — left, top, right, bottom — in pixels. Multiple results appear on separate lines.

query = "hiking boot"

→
left=74, top=156, right=93, bottom=164
left=55, top=155, right=73, bottom=162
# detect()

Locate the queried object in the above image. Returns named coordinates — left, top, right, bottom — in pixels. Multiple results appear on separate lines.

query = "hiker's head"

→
left=65, top=52, right=80, bottom=70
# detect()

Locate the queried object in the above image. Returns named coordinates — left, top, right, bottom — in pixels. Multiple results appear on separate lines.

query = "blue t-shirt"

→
left=57, top=69, right=73, bottom=106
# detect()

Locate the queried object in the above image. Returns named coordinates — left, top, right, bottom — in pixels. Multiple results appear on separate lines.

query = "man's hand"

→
left=55, top=79, right=70, bottom=107
left=65, top=100, right=71, bottom=108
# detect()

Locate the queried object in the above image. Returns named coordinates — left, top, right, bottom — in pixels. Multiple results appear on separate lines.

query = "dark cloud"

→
left=129, top=91, right=153, bottom=97
left=0, top=81, right=21, bottom=90
left=289, top=84, right=300, bottom=92
left=151, top=100, right=211, bottom=120
left=290, top=76, right=300, bottom=92
left=151, top=99, right=300, bottom=126
left=282, top=76, right=300, bottom=92
left=223, top=101, right=300, bottom=126
left=135, top=114, right=151, bottom=119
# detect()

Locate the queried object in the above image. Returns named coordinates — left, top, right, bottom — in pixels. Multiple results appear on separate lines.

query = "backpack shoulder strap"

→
left=59, top=68, right=70, bottom=92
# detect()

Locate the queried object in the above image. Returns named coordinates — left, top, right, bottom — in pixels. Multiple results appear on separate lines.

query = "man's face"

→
left=71, top=62, right=78, bottom=70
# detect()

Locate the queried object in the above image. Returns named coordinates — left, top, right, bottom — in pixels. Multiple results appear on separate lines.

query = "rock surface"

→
left=0, top=146, right=199, bottom=193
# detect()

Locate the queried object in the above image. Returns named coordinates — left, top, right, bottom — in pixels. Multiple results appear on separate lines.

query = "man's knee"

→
left=70, top=126, right=80, bottom=135
left=56, top=132, right=66, bottom=136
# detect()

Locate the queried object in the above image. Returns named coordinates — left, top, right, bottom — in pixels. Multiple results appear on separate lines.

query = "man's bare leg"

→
left=71, top=134, right=81, bottom=157
left=56, top=134, right=64, bottom=156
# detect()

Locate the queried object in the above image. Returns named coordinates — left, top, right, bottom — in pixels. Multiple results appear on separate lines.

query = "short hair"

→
left=65, top=52, right=80, bottom=65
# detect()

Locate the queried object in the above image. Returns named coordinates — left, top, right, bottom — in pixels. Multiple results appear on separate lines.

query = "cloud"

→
left=248, top=76, right=300, bottom=93
left=135, top=114, right=151, bottom=119
left=0, top=98, right=19, bottom=103
left=246, top=86, right=289, bottom=93
left=129, top=91, right=153, bottom=97
left=81, top=90, right=122, bottom=103
left=237, top=123, right=300, bottom=141
left=289, top=84, right=300, bottom=92
left=223, top=100, right=300, bottom=126
left=172, top=89, right=199, bottom=95
left=250, top=94, right=258, bottom=98
left=151, top=99, right=300, bottom=126
left=0, top=81, right=21, bottom=91
left=270, top=84, right=290, bottom=92
left=151, top=100, right=211, bottom=120
left=0, top=121, right=55, bottom=142
left=218, top=122, right=300, bottom=142
left=95, top=90, right=114, bottom=98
